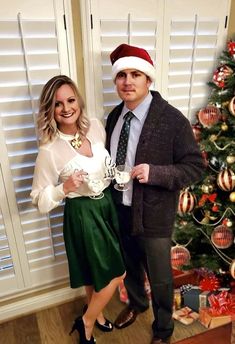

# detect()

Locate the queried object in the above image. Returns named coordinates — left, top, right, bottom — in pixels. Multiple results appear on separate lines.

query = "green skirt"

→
left=63, top=188, right=125, bottom=292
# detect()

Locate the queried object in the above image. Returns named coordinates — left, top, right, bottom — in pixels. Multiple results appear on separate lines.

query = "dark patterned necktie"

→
left=116, top=111, right=134, bottom=165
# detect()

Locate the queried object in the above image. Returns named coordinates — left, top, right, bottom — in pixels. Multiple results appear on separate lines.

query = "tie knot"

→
left=124, top=111, right=134, bottom=122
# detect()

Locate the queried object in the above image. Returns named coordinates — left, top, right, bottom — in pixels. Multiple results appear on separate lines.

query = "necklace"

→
left=70, top=132, right=82, bottom=149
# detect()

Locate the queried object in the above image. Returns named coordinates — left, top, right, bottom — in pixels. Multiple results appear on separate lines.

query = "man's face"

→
left=115, top=69, right=152, bottom=110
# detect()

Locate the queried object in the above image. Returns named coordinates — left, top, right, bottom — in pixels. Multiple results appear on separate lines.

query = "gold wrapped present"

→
left=173, top=306, right=199, bottom=325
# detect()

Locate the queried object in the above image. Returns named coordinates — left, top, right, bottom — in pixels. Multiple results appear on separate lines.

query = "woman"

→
left=31, top=75, right=126, bottom=344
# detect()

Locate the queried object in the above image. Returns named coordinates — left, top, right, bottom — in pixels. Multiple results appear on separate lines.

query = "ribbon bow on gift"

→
left=198, top=193, right=217, bottom=207
left=173, top=306, right=199, bottom=325
left=179, top=307, right=195, bottom=318
left=208, top=291, right=235, bottom=316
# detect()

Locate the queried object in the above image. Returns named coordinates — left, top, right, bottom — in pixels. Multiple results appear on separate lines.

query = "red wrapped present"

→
left=173, top=306, right=199, bottom=325
left=199, top=291, right=235, bottom=328
left=208, top=290, right=235, bottom=316
left=199, top=307, right=233, bottom=328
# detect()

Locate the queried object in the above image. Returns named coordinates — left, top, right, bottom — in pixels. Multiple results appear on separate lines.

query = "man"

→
left=105, top=44, right=204, bottom=344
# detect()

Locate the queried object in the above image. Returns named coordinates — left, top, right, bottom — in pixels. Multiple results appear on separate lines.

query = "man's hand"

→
left=63, top=170, right=87, bottom=194
left=131, top=164, right=149, bottom=183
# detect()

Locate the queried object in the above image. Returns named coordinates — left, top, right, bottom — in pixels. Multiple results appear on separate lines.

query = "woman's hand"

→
left=131, top=164, right=149, bottom=183
left=63, top=170, right=87, bottom=195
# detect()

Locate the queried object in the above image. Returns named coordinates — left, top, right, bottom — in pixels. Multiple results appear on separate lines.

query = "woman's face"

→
left=54, top=84, right=81, bottom=133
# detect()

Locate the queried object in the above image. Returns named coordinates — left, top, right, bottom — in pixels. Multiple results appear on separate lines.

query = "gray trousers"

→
left=117, top=204, right=174, bottom=340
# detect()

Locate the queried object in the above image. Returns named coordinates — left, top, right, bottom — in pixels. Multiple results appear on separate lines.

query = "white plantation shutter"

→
left=161, top=0, right=231, bottom=120
left=101, top=17, right=158, bottom=118
left=81, top=0, right=231, bottom=121
left=165, top=18, right=220, bottom=120
left=0, top=1, right=71, bottom=296
left=0, top=165, right=24, bottom=295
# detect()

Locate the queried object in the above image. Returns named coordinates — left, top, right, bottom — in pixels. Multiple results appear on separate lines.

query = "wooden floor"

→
left=0, top=291, right=233, bottom=344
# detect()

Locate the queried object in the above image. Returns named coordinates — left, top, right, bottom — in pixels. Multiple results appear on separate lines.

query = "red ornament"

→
left=211, top=224, right=234, bottom=249
left=198, top=105, right=221, bottom=128
left=211, top=204, right=219, bottom=212
left=192, top=123, right=202, bottom=142
left=171, top=246, right=190, bottom=268
left=199, top=275, right=220, bottom=291
left=217, top=168, right=235, bottom=191
left=178, top=190, right=196, bottom=216
left=227, top=40, right=235, bottom=58
left=212, top=64, right=233, bottom=88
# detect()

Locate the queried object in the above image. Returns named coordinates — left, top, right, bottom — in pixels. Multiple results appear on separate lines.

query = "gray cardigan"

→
left=106, top=91, right=204, bottom=237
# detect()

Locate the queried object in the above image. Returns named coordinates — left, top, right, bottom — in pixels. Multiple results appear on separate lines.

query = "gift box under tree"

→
left=199, top=290, right=235, bottom=328
left=182, top=274, right=229, bottom=312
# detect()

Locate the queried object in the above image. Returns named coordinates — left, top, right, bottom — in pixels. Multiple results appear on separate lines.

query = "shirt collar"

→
left=57, top=130, right=75, bottom=141
left=122, top=92, right=153, bottom=122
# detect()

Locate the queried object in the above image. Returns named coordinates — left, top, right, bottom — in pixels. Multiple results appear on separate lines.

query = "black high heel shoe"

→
left=83, top=304, right=113, bottom=332
left=69, top=316, right=96, bottom=344
left=95, top=318, right=113, bottom=332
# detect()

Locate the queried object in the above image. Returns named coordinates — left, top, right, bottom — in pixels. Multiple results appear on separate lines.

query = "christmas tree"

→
left=172, top=40, right=235, bottom=280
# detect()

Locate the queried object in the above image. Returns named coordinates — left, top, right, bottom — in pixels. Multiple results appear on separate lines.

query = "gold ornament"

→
left=209, top=134, right=217, bottom=142
left=201, top=210, right=217, bottom=224
left=201, top=184, right=214, bottom=194
left=70, top=132, right=82, bottom=149
left=229, top=191, right=235, bottom=202
left=226, top=155, right=235, bottom=164
left=226, top=219, right=233, bottom=227
left=221, top=122, right=228, bottom=131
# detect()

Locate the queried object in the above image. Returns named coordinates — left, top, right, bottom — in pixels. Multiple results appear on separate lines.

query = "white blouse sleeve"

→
left=30, top=146, right=65, bottom=214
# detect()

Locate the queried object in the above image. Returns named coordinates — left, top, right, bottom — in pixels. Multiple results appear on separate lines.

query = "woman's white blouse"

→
left=30, top=118, right=111, bottom=213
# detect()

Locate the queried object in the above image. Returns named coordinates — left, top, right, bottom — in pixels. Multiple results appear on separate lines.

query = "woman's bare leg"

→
left=85, top=285, right=108, bottom=325
left=83, top=272, right=126, bottom=339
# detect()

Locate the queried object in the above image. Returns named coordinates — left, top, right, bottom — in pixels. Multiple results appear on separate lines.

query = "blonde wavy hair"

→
left=37, top=75, right=90, bottom=144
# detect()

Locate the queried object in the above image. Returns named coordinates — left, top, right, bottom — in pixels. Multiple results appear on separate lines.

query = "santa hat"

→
left=110, top=43, right=155, bottom=81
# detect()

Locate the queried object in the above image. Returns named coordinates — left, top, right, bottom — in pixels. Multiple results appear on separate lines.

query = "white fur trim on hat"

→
left=112, top=56, right=155, bottom=81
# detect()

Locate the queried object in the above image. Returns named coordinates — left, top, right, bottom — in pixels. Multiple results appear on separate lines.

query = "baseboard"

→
left=0, top=286, right=85, bottom=324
